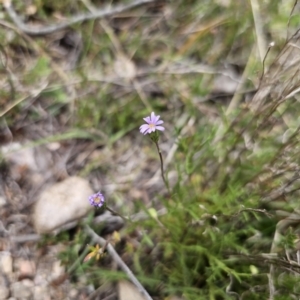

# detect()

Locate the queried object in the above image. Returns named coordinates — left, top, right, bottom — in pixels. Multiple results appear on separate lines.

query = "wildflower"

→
left=139, top=112, right=165, bottom=135
left=112, top=231, right=121, bottom=243
left=84, top=244, right=105, bottom=262
left=89, top=192, right=105, bottom=208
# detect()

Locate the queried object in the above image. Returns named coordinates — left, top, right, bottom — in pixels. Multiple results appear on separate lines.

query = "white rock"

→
left=0, top=287, right=9, bottom=300
left=22, top=279, right=34, bottom=288
left=0, top=252, right=13, bottom=274
left=68, top=289, right=79, bottom=298
left=0, top=196, right=6, bottom=208
left=1, top=142, right=38, bottom=171
left=15, top=258, right=36, bottom=278
left=118, top=280, right=147, bottom=300
left=33, top=286, right=51, bottom=300
left=33, top=177, right=94, bottom=234
left=11, top=280, right=33, bottom=299
left=50, top=261, right=65, bottom=281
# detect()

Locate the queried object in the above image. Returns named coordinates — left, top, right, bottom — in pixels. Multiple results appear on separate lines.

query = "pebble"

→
left=11, top=280, right=34, bottom=299
left=50, top=261, right=65, bottom=281
left=33, top=177, right=94, bottom=233
left=15, top=258, right=36, bottom=278
left=0, top=252, right=13, bottom=275
left=33, top=286, right=51, bottom=300
left=0, top=285, right=9, bottom=300
left=0, top=196, right=7, bottom=208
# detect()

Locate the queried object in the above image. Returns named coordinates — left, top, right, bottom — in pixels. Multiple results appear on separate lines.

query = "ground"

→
left=1, top=0, right=300, bottom=299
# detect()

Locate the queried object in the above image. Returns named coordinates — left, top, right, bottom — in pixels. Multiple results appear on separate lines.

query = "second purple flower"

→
left=89, top=192, right=105, bottom=208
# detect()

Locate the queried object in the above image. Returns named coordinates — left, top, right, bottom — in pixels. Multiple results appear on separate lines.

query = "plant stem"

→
left=154, top=141, right=169, bottom=192
left=106, top=206, right=131, bottom=223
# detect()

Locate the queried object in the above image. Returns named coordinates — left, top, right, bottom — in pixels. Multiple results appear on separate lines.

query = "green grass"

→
left=2, top=0, right=300, bottom=299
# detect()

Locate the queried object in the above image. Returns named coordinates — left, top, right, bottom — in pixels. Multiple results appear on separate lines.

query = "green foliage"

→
left=24, top=57, right=51, bottom=85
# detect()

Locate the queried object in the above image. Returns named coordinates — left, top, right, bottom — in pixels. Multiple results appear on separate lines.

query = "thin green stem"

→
left=106, top=206, right=131, bottom=223
left=154, top=141, right=169, bottom=192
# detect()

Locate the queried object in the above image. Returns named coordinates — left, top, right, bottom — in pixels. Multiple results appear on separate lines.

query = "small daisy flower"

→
left=89, top=192, right=105, bottom=208
left=139, top=112, right=165, bottom=135
left=84, top=244, right=105, bottom=262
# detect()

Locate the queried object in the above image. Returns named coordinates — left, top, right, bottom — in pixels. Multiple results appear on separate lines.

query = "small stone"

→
left=0, top=252, right=13, bottom=274
left=33, top=177, right=94, bottom=233
left=26, top=4, right=37, bottom=15
left=0, top=290, right=9, bottom=300
left=16, top=259, right=36, bottom=278
left=68, top=289, right=79, bottom=298
left=33, top=286, right=51, bottom=300
left=11, top=280, right=33, bottom=299
left=118, top=280, right=147, bottom=300
left=0, top=196, right=6, bottom=207
left=22, top=279, right=34, bottom=288
left=1, top=142, right=38, bottom=172
left=34, top=272, right=48, bottom=286
left=50, top=261, right=65, bottom=281
left=0, top=278, right=9, bottom=300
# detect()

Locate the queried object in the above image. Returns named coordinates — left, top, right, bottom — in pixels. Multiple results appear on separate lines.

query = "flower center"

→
left=149, top=123, right=155, bottom=128
left=94, top=196, right=101, bottom=203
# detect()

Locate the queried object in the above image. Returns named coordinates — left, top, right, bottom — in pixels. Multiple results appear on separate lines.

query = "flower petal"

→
left=152, top=112, right=160, bottom=123
left=156, top=120, right=164, bottom=125
left=156, top=126, right=165, bottom=131
left=150, top=112, right=156, bottom=123
left=143, top=128, right=150, bottom=135
left=140, top=124, right=149, bottom=133
left=143, top=116, right=151, bottom=123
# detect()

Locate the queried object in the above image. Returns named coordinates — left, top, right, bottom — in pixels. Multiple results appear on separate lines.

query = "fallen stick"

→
left=3, top=0, right=155, bottom=35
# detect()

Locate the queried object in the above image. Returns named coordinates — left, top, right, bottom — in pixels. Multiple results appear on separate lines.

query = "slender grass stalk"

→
left=105, top=206, right=131, bottom=223
left=154, top=141, right=169, bottom=192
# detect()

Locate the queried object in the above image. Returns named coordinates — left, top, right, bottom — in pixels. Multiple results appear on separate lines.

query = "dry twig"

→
left=287, top=0, right=298, bottom=41
left=250, top=0, right=267, bottom=62
left=3, top=0, right=155, bottom=35
left=250, top=29, right=300, bottom=112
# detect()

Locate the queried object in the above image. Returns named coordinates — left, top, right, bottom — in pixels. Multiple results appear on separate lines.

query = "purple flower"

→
left=139, top=112, right=165, bottom=135
left=89, top=192, right=105, bottom=208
